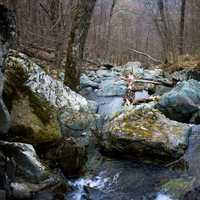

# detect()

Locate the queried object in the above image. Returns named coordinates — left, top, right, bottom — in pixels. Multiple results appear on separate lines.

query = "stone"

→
left=0, top=141, right=48, bottom=183
left=160, top=178, right=195, bottom=200
left=121, top=62, right=143, bottom=77
left=156, top=80, right=200, bottom=123
left=96, top=79, right=127, bottom=97
left=11, top=176, right=67, bottom=200
left=172, top=68, right=200, bottom=82
left=45, top=138, right=87, bottom=177
left=5, top=50, right=100, bottom=142
left=80, top=74, right=99, bottom=89
left=0, top=5, right=15, bottom=136
left=99, top=103, right=190, bottom=163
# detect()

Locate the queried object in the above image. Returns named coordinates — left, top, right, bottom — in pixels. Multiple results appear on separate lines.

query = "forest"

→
left=0, top=0, right=200, bottom=200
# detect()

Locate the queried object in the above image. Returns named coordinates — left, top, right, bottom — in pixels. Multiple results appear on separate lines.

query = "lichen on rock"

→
left=99, top=103, right=190, bottom=163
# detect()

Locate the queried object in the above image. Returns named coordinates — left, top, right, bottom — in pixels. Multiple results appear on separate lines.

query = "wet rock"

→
left=96, top=79, right=127, bottom=97
left=0, top=71, right=10, bottom=136
left=96, top=69, right=119, bottom=80
left=156, top=80, right=200, bottom=123
left=45, top=138, right=87, bottom=177
left=5, top=50, right=100, bottom=142
left=11, top=176, right=67, bottom=200
left=0, top=4, right=15, bottom=137
left=154, top=85, right=172, bottom=96
left=99, top=103, right=190, bottom=163
left=172, top=68, right=200, bottom=82
left=160, top=177, right=195, bottom=200
left=183, top=186, right=200, bottom=200
left=143, top=69, right=164, bottom=80
left=59, top=110, right=101, bottom=138
left=97, top=97, right=124, bottom=119
left=33, top=191, right=63, bottom=200
left=0, top=141, right=68, bottom=199
left=80, top=74, right=99, bottom=89
left=0, top=141, right=48, bottom=183
left=121, top=62, right=143, bottom=77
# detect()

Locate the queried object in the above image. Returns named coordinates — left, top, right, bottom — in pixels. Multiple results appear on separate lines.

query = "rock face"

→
left=0, top=141, right=68, bottom=199
left=45, top=138, right=86, bottom=177
left=0, top=72, right=10, bottom=136
left=4, top=53, right=62, bottom=144
left=99, top=103, right=190, bottom=163
left=0, top=5, right=15, bottom=137
left=172, top=68, right=200, bottom=82
left=96, top=79, right=127, bottom=97
left=159, top=178, right=195, bottom=200
left=157, top=80, right=200, bottom=123
left=0, top=141, right=48, bottom=183
left=5, top=50, right=99, bottom=142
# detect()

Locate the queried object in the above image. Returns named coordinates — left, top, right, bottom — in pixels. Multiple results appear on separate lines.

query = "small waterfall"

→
left=155, top=193, right=174, bottom=200
left=67, top=171, right=121, bottom=200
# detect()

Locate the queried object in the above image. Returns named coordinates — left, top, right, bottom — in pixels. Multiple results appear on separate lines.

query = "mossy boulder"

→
left=160, top=178, right=195, bottom=200
left=45, top=137, right=87, bottom=177
left=4, top=50, right=100, bottom=143
left=4, top=51, right=61, bottom=144
left=99, top=103, right=190, bottom=163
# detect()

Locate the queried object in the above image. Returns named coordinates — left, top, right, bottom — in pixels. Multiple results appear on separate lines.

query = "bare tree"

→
left=64, top=0, right=96, bottom=90
left=179, top=0, right=186, bottom=55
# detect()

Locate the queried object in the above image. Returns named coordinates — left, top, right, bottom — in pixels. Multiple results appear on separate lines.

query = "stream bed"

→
left=67, top=76, right=200, bottom=200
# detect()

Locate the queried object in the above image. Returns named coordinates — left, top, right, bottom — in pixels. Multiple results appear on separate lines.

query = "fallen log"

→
left=124, top=96, right=160, bottom=106
left=128, top=48, right=162, bottom=64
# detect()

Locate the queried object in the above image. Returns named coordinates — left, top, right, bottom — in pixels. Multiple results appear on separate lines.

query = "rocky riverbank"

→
left=1, top=15, right=200, bottom=199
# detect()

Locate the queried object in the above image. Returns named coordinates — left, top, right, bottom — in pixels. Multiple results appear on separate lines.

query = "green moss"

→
left=162, top=178, right=195, bottom=199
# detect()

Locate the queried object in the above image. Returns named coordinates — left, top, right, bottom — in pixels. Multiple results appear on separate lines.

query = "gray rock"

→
left=0, top=5, right=15, bottom=136
left=96, top=79, right=127, bottom=97
left=97, top=96, right=124, bottom=119
left=172, top=68, right=200, bottom=82
left=45, top=137, right=87, bottom=177
left=11, top=176, right=66, bottom=200
left=99, top=104, right=190, bottom=163
left=159, top=177, right=195, bottom=200
left=0, top=141, right=48, bottom=183
left=156, top=80, right=200, bottom=123
left=121, top=62, right=144, bottom=77
left=5, top=51, right=100, bottom=140
left=80, top=74, right=99, bottom=89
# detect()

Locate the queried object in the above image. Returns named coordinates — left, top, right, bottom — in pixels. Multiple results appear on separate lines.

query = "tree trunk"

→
left=64, top=0, right=96, bottom=90
left=179, top=0, right=186, bottom=55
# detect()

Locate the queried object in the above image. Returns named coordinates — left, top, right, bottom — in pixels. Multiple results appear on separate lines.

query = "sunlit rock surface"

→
left=99, top=103, right=190, bottom=163
left=157, top=80, right=200, bottom=123
left=5, top=50, right=100, bottom=142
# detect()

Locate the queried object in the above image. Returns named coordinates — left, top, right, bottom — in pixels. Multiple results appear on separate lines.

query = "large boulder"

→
left=158, top=178, right=195, bottom=200
left=121, top=62, right=144, bottom=77
left=156, top=80, right=200, bottom=123
left=0, top=71, right=10, bottom=136
left=99, top=103, right=190, bottom=163
left=45, top=137, right=87, bottom=177
left=172, top=68, right=200, bottom=82
left=0, top=141, right=68, bottom=199
left=0, top=141, right=48, bottom=183
left=4, top=50, right=100, bottom=142
left=80, top=74, right=99, bottom=89
left=96, top=79, right=127, bottom=97
left=0, top=4, right=15, bottom=137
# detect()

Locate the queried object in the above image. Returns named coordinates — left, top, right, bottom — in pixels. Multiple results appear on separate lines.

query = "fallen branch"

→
left=121, top=75, right=173, bottom=87
left=165, top=156, right=185, bottom=168
left=128, top=48, right=162, bottom=64
left=83, top=59, right=101, bottom=66
left=124, top=96, right=160, bottom=106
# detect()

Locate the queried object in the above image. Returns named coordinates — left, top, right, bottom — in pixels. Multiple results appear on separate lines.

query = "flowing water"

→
left=67, top=90, right=200, bottom=200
